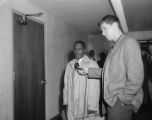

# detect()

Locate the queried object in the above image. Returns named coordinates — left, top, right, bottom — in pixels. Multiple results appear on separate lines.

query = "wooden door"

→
left=13, top=13, right=45, bottom=120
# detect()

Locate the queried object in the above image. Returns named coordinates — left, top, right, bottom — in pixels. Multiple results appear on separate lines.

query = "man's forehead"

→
left=101, top=22, right=111, bottom=28
left=74, top=43, right=84, bottom=48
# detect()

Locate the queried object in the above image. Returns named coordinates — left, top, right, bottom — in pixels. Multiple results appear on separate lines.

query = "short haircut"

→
left=98, top=15, right=120, bottom=26
left=73, top=40, right=86, bottom=49
left=89, top=50, right=95, bottom=53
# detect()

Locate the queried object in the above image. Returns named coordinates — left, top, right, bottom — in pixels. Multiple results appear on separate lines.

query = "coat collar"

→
left=76, top=55, right=90, bottom=64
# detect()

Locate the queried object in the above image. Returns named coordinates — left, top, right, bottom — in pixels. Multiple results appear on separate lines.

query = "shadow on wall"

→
left=67, top=51, right=75, bottom=62
left=58, top=69, right=65, bottom=112
left=87, top=35, right=113, bottom=60
left=58, top=50, right=75, bottom=112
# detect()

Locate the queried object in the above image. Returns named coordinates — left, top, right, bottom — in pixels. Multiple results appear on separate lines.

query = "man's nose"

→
left=102, top=31, right=105, bottom=36
left=75, top=51, right=79, bottom=55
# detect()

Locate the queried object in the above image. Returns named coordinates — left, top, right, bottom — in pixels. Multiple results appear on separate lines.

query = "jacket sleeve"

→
left=119, top=39, right=144, bottom=105
left=87, top=62, right=101, bottom=111
left=63, top=64, right=70, bottom=105
left=88, top=68, right=102, bottom=79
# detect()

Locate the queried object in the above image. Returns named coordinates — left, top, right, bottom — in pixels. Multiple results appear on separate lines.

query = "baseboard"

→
left=50, top=114, right=61, bottom=120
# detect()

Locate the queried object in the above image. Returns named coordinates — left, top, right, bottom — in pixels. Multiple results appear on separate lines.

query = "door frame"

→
left=12, top=9, right=46, bottom=120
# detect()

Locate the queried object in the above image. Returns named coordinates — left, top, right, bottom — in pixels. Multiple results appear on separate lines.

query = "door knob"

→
left=40, top=80, right=47, bottom=85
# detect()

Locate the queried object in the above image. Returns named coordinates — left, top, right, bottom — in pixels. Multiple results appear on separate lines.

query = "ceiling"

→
left=27, top=0, right=114, bottom=34
left=122, top=0, right=152, bottom=32
left=28, top=0, right=152, bottom=34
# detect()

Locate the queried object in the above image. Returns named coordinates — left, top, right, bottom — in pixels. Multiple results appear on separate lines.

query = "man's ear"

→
left=112, top=22, right=119, bottom=28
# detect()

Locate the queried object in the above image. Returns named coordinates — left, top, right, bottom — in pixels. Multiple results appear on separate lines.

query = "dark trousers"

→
left=107, top=100, right=133, bottom=120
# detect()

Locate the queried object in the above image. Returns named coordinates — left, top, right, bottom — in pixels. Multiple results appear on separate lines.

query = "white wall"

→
left=86, top=31, right=152, bottom=60
left=127, top=31, right=152, bottom=40
left=0, top=1, right=13, bottom=120
left=46, top=12, right=87, bottom=119
left=0, top=0, right=87, bottom=120
left=87, top=34, right=112, bottom=60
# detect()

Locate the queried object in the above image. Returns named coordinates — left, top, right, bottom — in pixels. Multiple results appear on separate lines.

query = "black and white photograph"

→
left=0, top=0, right=152, bottom=120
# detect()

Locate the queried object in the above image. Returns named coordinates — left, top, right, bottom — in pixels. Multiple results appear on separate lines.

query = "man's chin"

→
left=104, top=37, right=110, bottom=41
left=106, top=37, right=111, bottom=41
left=75, top=56, right=82, bottom=59
left=75, top=57, right=81, bottom=59
left=107, top=39, right=113, bottom=42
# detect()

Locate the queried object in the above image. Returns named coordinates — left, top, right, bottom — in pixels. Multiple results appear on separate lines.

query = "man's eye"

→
left=102, top=28, right=105, bottom=31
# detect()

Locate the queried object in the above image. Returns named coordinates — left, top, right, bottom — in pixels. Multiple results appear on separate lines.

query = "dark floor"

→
left=54, top=105, right=152, bottom=120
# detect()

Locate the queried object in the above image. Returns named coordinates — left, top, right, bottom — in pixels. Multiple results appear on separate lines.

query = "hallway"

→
left=1, top=0, right=152, bottom=120
left=51, top=105, right=152, bottom=120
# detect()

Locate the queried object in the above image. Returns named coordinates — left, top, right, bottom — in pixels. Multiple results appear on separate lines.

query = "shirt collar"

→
left=112, top=33, right=125, bottom=48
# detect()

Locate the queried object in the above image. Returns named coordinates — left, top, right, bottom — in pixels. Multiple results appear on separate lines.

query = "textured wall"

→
left=87, top=34, right=112, bottom=60
left=46, top=13, right=87, bottom=119
left=0, top=0, right=87, bottom=120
